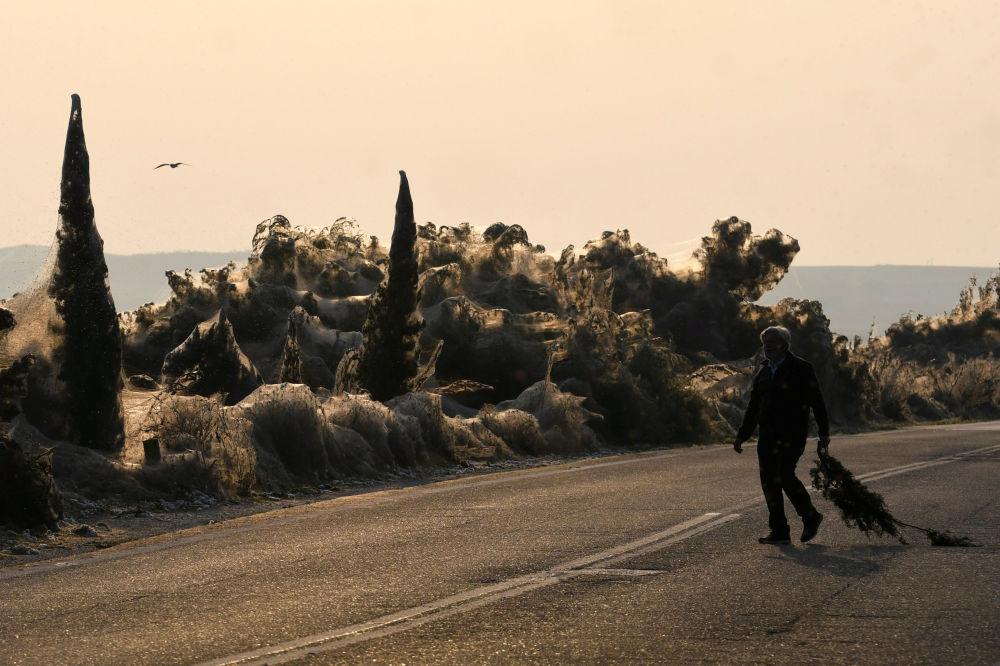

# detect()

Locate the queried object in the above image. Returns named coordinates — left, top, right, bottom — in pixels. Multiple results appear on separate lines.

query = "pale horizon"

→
left=2, top=1, right=998, bottom=266
left=0, top=241, right=996, bottom=269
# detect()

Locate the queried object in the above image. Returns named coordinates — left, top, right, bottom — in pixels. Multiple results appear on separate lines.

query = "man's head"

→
left=760, top=325, right=791, bottom=362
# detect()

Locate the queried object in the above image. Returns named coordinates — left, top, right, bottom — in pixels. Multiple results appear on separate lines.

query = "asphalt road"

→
left=2, top=423, right=998, bottom=665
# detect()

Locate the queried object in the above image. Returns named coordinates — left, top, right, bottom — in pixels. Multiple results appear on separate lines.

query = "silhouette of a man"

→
left=734, top=326, right=829, bottom=544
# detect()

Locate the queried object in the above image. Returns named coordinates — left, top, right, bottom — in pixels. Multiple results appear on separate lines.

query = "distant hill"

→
left=0, top=245, right=249, bottom=312
left=758, top=265, right=997, bottom=339
left=0, top=245, right=992, bottom=338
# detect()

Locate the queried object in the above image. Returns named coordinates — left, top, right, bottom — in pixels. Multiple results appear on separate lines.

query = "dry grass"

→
left=869, top=355, right=921, bottom=421
left=146, top=395, right=220, bottom=454
left=494, top=381, right=602, bottom=454
left=240, top=385, right=384, bottom=483
left=930, top=355, right=1000, bottom=418
left=237, top=385, right=330, bottom=481
left=866, top=351, right=1000, bottom=422
left=479, top=407, right=546, bottom=454
left=122, top=393, right=259, bottom=497
left=210, top=414, right=257, bottom=496
left=322, top=393, right=399, bottom=468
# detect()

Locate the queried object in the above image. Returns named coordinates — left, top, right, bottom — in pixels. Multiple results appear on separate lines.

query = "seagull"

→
left=154, top=162, right=189, bottom=169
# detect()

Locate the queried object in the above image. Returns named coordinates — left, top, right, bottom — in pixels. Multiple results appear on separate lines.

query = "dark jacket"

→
left=736, top=353, right=830, bottom=445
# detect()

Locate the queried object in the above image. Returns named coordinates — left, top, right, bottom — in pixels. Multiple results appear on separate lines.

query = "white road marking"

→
left=197, top=512, right=741, bottom=666
left=594, top=514, right=742, bottom=569
left=855, top=443, right=1000, bottom=483
left=573, top=568, right=666, bottom=576
left=943, top=422, right=1000, bottom=431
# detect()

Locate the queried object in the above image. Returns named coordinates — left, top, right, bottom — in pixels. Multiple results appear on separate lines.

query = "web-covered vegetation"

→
left=8, top=206, right=998, bottom=517
left=860, top=270, right=1000, bottom=422
left=2, top=96, right=999, bottom=529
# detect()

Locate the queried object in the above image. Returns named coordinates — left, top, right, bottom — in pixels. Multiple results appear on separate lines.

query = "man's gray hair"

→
left=760, top=325, right=791, bottom=348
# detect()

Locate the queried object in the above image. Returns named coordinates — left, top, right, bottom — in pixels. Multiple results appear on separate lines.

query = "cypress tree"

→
left=47, top=94, right=124, bottom=449
left=355, top=171, right=423, bottom=401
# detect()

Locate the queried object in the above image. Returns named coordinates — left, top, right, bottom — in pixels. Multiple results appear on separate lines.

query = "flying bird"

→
left=154, top=162, right=189, bottom=169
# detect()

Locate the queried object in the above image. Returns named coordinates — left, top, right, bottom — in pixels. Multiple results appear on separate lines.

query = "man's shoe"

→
left=801, top=512, right=824, bottom=543
left=758, top=531, right=791, bottom=545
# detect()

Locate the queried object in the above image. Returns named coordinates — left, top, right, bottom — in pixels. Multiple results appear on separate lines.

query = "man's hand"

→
left=733, top=438, right=744, bottom=454
left=817, top=436, right=831, bottom=455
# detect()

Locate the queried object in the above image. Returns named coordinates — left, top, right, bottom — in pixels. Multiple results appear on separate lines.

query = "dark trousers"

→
left=757, top=438, right=818, bottom=534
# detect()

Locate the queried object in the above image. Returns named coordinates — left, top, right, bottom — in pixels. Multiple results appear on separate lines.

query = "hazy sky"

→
left=2, top=1, right=998, bottom=265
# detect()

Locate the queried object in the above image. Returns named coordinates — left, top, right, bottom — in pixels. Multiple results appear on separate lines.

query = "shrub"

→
left=147, top=395, right=220, bottom=454
left=479, top=407, right=546, bottom=455
left=238, top=385, right=330, bottom=481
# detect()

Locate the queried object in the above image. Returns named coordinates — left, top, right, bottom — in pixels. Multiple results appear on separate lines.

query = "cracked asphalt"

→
left=2, top=422, right=998, bottom=665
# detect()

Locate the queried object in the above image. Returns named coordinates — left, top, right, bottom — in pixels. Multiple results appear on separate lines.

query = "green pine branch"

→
left=809, top=451, right=977, bottom=547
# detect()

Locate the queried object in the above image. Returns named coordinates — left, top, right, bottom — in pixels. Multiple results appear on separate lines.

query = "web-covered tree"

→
left=354, top=171, right=424, bottom=401
left=47, top=94, right=124, bottom=449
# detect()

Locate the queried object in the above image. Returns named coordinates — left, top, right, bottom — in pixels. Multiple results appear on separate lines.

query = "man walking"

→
left=734, top=326, right=830, bottom=544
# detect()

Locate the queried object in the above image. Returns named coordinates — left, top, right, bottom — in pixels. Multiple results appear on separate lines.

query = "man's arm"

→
left=734, top=370, right=762, bottom=452
left=805, top=362, right=831, bottom=447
